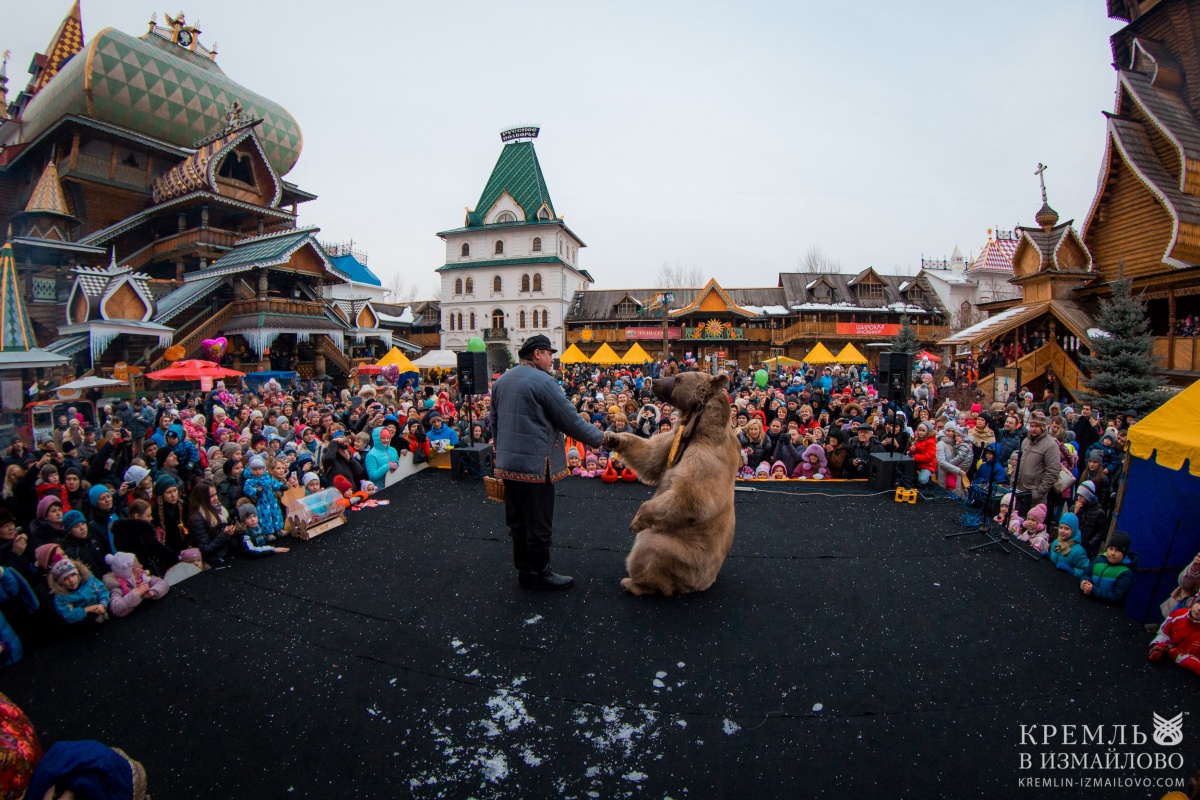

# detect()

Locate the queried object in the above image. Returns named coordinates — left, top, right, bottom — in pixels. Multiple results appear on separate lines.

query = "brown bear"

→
left=602, top=371, right=740, bottom=596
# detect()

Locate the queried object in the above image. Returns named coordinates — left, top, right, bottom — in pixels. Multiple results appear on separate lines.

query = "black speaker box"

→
left=451, top=443, right=493, bottom=480
left=456, top=351, right=489, bottom=395
left=867, top=452, right=916, bottom=490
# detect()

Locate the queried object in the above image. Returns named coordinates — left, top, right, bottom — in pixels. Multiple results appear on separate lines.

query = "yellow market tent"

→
left=763, top=355, right=800, bottom=367
left=558, top=343, right=590, bottom=364
left=1128, top=379, right=1200, bottom=476
left=376, top=346, right=418, bottom=373
left=589, top=342, right=622, bottom=365
left=621, top=342, right=653, bottom=364
left=833, top=343, right=869, bottom=364
left=801, top=342, right=838, bottom=364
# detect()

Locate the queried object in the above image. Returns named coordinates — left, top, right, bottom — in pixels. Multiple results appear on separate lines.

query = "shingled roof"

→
left=466, top=141, right=555, bottom=227
left=778, top=272, right=946, bottom=315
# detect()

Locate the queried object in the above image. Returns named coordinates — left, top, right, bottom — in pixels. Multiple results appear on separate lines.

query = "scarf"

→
left=1053, top=536, right=1075, bottom=556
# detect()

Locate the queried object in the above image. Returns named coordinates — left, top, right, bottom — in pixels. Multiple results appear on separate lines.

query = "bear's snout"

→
left=654, top=375, right=676, bottom=401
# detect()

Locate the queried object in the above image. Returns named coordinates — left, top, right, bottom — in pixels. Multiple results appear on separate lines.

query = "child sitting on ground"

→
left=1050, top=512, right=1090, bottom=578
left=237, top=500, right=289, bottom=557
left=102, top=552, right=168, bottom=617
left=1016, top=503, right=1050, bottom=554
left=1148, top=602, right=1200, bottom=676
left=1080, top=530, right=1135, bottom=605
left=48, top=557, right=109, bottom=626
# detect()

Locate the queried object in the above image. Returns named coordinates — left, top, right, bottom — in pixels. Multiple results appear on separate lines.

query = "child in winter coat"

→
left=29, top=496, right=66, bottom=549
left=1049, top=512, right=1091, bottom=578
left=1016, top=503, right=1050, bottom=554
left=995, top=493, right=1023, bottom=534
left=1073, top=481, right=1109, bottom=558
left=101, top=552, right=168, bottom=617
left=1148, top=602, right=1200, bottom=676
left=242, top=455, right=285, bottom=540
left=792, top=444, right=829, bottom=480
left=364, top=427, right=401, bottom=484
left=967, top=443, right=1007, bottom=508
left=60, top=510, right=109, bottom=577
left=769, top=461, right=789, bottom=480
left=48, top=558, right=109, bottom=626
left=908, top=422, right=938, bottom=485
left=237, top=501, right=289, bottom=557
left=34, top=464, right=68, bottom=510
left=1081, top=530, right=1135, bottom=604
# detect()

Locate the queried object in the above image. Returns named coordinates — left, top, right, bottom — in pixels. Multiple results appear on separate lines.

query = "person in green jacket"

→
left=1049, top=512, right=1090, bottom=579
left=1081, top=530, right=1135, bottom=604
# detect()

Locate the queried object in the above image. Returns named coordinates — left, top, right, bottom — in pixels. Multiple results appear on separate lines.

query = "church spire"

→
left=0, top=237, right=37, bottom=353
left=24, top=154, right=72, bottom=218
left=28, top=1, right=84, bottom=95
left=1033, top=162, right=1060, bottom=232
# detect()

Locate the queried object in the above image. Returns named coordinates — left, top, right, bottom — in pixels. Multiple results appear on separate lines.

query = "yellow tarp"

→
left=376, top=346, right=418, bottom=372
left=558, top=343, right=590, bottom=364
left=1128, top=379, right=1200, bottom=476
left=621, top=342, right=653, bottom=364
left=834, top=343, right=869, bottom=364
left=763, top=355, right=800, bottom=367
left=589, top=342, right=622, bottom=365
left=801, top=342, right=838, bottom=364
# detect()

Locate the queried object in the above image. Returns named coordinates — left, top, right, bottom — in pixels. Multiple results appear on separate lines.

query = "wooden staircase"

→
left=977, top=340, right=1087, bottom=399
left=317, top=335, right=352, bottom=376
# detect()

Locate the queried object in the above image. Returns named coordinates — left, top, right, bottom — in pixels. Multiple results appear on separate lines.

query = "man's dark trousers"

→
left=504, top=478, right=556, bottom=573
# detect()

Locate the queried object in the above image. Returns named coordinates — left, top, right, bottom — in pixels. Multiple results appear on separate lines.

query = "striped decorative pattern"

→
left=0, top=241, right=37, bottom=352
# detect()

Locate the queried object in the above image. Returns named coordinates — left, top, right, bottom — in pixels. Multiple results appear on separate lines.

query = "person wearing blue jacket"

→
left=48, top=558, right=109, bottom=625
left=0, top=565, right=38, bottom=666
left=365, top=427, right=400, bottom=484
left=426, top=414, right=460, bottom=447
left=1049, top=512, right=1091, bottom=578
left=1085, top=433, right=1120, bottom=478
left=967, top=443, right=1007, bottom=508
left=1081, top=529, right=1136, bottom=604
left=166, top=423, right=200, bottom=480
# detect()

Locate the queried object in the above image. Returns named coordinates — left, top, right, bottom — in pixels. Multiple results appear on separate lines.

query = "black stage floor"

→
left=0, top=472, right=1192, bottom=799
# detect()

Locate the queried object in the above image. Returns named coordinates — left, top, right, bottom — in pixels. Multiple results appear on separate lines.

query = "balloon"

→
left=754, top=369, right=768, bottom=388
left=202, top=337, right=228, bottom=361
left=381, top=364, right=400, bottom=384
left=467, top=337, right=486, bottom=353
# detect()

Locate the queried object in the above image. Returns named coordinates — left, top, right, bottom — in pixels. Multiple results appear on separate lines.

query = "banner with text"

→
left=836, top=322, right=901, bottom=336
left=625, top=327, right=681, bottom=340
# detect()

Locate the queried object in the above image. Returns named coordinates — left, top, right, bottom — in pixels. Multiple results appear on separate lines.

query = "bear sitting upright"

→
left=603, top=371, right=740, bottom=596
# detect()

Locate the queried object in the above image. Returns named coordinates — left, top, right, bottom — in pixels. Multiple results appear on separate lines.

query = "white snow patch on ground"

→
left=479, top=751, right=509, bottom=783
left=624, top=771, right=648, bottom=782
left=723, top=719, right=741, bottom=735
left=655, top=671, right=667, bottom=678
left=521, top=747, right=543, bottom=766
left=524, top=614, right=543, bottom=625
left=812, top=703, right=824, bottom=712
left=487, top=689, right=535, bottom=733
left=652, top=679, right=665, bottom=688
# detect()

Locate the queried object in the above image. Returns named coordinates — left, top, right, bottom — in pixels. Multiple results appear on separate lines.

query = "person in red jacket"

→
left=907, top=422, right=938, bottom=485
left=1149, top=602, right=1200, bottom=676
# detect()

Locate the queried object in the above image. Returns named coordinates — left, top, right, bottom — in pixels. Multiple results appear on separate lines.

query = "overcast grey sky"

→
left=7, top=1, right=1123, bottom=295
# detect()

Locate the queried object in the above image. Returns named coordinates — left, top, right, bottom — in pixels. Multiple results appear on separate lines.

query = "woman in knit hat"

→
left=86, top=484, right=116, bottom=544
left=61, top=509, right=109, bottom=576
left=1073, top=480, right=1109, bottom=558
left=121, top=465, right=153, bottom=506
left=29, top=497, right=66, bottom=550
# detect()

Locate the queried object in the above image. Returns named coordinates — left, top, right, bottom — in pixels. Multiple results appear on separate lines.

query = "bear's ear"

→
left=710, top=372, right=730, bottom=392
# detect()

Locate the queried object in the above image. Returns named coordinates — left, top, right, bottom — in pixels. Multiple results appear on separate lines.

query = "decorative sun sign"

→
left=580, top=329, right=594, bottom=342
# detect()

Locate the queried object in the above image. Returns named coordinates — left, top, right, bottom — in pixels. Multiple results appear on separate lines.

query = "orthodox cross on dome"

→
left=1035, top=162, right=1049, bottom=204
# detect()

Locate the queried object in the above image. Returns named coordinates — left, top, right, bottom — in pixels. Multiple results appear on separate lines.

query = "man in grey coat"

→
left=1011, top=412, right=1061, bottom=508
left=492, top=335, right=604, bottom=590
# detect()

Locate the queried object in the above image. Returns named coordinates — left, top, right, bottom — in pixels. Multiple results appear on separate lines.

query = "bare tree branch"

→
left=385, top=272, right=420, bottom=303
left=655, top=261, right=705, bottom=288
left=800, top=244, right=843, bottom=274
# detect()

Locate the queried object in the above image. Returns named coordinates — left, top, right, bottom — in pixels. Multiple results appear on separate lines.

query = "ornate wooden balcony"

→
left=229, top=298, right=329, bottom=318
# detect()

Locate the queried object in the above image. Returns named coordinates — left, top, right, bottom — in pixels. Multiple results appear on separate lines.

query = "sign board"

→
left=624, top=327, right=681, bottom=340
left=836, top=322, right=901, bottom=336
left=993, top=367, right=1021, bottom=404
left=200, top=376, right=213, bottom=392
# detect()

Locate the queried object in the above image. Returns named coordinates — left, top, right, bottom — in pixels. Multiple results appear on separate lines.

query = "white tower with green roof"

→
left=436, top=128, right=593, bottom=361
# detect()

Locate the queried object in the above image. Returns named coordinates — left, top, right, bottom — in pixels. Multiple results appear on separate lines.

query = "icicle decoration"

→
left=90, top=329, right=120, bottom=362
left=242, top=329, right=281, bottom=357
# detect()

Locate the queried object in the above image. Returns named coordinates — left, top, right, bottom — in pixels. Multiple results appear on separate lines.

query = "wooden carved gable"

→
left=99, top=275, right=154, bottom=322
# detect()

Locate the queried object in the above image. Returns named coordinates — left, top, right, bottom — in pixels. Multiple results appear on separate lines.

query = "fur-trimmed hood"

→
left=47, top=558, right=93, bottom=596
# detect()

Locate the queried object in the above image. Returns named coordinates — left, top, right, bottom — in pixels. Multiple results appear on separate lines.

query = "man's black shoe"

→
left=518, top=569, right=574, bottom=590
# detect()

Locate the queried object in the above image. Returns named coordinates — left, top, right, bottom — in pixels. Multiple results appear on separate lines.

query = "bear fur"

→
left=603, top=371, right=740, bottom=596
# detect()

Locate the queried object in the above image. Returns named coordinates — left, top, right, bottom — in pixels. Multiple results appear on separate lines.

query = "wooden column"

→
left=257, top=269, right=268, bottom=300
left=68, top=131, right=80, bottom=172
left=1168, top=287, right=1176, bottom=370
left=108, top=146, right=117, bottom=180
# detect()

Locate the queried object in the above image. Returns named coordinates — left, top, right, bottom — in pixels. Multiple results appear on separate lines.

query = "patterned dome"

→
left=14, top=27, right=302, bottom=175
left=1035, top=202, right=1060, bottom=230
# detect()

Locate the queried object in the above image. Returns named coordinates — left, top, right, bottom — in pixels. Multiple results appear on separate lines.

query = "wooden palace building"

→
left=0, top=5, right=396, bottom=386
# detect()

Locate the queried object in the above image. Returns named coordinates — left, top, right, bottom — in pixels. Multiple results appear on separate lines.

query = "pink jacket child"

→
left=995, top=493, right=1024, bottom=535
left=1017, top=504, right=1050, bottom=553
left=791, top=444, right=829, bottom=480
left=101, top=552, right=169, bottom=617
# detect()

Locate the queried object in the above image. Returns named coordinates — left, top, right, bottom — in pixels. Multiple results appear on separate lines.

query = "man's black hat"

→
left=519, top=334, right=557, bottom=359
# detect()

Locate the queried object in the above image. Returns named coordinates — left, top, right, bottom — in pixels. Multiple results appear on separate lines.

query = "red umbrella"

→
left=916, top=350, right=942, bottom=362
left=144, top=359, right=246, bottom=381
left=356, top=364, right=384, bottom=375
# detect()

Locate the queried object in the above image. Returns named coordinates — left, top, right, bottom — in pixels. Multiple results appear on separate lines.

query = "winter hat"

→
left=584, top=453, right=599, bottom=468
left=50, top=559, right=78, bottom=582
left=123, top=465, right=150, bottom=487
left=238, top=503, right=259, bottom=522
left=770, top=460, right=788, bottom=475
left=567, top=447, right=580, bottom=460
left=754, top=462, right=771, bottom=478
left=104, top=552, right=136, bottom=580
left=1076, top=480, right=1097, bottom=504
left=251, top=432, right=268, bottom=448
left=1086, top=449, right=1104, bottom=464
left=62, top=510, right=86, bottom=531
left=36, top=495, right=62, bottom=520
left=34, top=544, right=64, bottom=571
left=220, top=442, right=242, bottom=460
left=1058, top=512, right=1081, bottom=539
left=88, top=484, right=112, bottom=507
left=333, top=475, right=353, bottom=494
left=39, top=464, right=59, bottom=482
left=917, top=422, right=933, bottom=435
left=154, top=475, right=177, bottom=496
left=1025, top=504, right=1047, bottom=525
left=61, top=441, right=76, bottom=454
left=207, top=446, right=221, bottom=461
left=302, top=471, right=321, bottom=488
left=248, top=455, right=266, bottom=471
left=1106, top=529, right=1132, bottom=555
left=180, top=547, right=201, bottom=564
left=970, top=403, right=982, bottom=414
